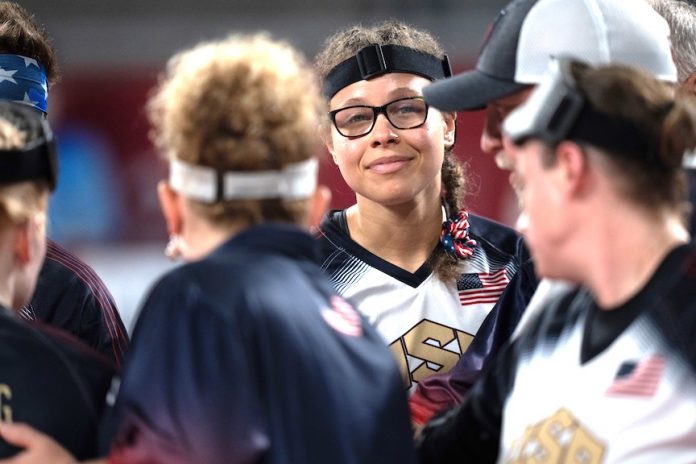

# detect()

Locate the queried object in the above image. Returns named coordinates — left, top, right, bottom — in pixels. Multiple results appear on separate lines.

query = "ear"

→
left=13, top=222, right=30, bottom=265
left=307, top=185, right=332, bottom=232
left=157, top=180, right=183, bottom=236
left=319, top=122, right=338, bottom=165
left=683, top=71, right=696, bottom=96
left=554, top=141, right=589, bottom=197
left=442, top=111, right=456, bottom=149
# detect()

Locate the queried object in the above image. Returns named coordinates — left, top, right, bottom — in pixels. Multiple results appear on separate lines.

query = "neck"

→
left=575, top=207, right=688, bottom=308
left=0, top=229, right=16, bottom=310
left=347, top=194, right=444, bottom=272
left=180, top=211, right=248, bottom=262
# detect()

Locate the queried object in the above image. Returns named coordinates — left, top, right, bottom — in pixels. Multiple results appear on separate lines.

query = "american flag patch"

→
left=606, top=356, right=665, bottom=397
left=321, top=295, right=363, bottom=337
left=457, top=268, right=510, bottom=306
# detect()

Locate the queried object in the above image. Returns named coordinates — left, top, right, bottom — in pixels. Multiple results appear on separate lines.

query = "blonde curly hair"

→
left=148, top=33, right=323, bottom=226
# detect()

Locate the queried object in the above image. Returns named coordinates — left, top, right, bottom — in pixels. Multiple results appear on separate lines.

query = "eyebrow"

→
left=332, top=87, right=422, bottom=108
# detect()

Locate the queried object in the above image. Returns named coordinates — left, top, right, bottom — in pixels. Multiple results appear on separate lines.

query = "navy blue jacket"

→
left=103, top=223, right=416, bottom=464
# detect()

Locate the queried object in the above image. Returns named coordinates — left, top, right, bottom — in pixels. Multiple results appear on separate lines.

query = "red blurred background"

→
left=52, top=67, right=516, bottom=246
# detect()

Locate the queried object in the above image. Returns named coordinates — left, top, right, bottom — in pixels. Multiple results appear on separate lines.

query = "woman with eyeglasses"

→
left=314, top=20, right=537, bottom=424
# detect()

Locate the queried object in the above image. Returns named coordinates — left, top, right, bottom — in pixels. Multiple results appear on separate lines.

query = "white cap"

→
left=515, top=0, right=677, bottom=83
left=424, top=0, right=677, bottom=111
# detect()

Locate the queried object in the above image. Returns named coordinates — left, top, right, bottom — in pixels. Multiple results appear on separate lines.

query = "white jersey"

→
left=317, top=210, right=530, bottom=390
left=503, top=296, right=696, bottom=463
left=416, top=243, right=696, bottom=463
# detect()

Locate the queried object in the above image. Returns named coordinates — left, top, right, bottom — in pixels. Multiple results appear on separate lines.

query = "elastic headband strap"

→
left=0, top=137, right=58, bottom=190
left=0, top=54, right=48, bottom=114
left=569, top=106, right=662, bottom=166
left=169, top=158, right=318, bottom=203
left=322, top=44, right=452, bottom=98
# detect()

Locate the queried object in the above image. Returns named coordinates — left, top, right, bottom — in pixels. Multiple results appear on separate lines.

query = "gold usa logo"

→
left=505, top=408, right=605, bottom=464
left=0, top=384, right=12, bottom=423
left=389, top=319, right=474, bottom=389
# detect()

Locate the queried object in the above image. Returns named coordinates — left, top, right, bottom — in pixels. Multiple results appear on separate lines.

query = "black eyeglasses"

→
left=329, top=96, right=429, bottom=138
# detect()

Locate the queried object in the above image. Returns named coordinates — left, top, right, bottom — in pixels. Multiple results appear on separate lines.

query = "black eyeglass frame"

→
left=328, top=96, right=430, bottom=138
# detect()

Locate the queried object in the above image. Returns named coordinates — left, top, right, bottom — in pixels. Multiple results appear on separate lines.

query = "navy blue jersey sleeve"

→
left=0, top=312, right=115, bottom=460
left=25, top=240, right=129, bottom=366
left=415, top=338, right=516, bottom=463
left=105, top=271, right=268, bottom=464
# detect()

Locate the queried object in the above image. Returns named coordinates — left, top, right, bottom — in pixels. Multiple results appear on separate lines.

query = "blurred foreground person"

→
left=0, top=1, right=128, bottom=365
left=0, top=102, right=114, bottom=460
left=417, top=59, right=696, bottom=463
left=0, top=33, right=416, bottom=464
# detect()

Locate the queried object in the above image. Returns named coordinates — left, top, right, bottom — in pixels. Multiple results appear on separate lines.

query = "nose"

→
left=481, top=107, right=515, bottom=170
left=370, top=113, right=400, bottom=147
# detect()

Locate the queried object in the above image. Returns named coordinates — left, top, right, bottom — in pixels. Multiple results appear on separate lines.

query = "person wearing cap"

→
left=313, top=20, right=538, bottom=424
left=648, top=0, right=696, bottom=235
left=423, top=0, right=677, bottom=172
left=0, top=33, right=417, bottom=464
left=0, top=2, right=128, bottom=367
left=409, top=0, right=680, bottom=420
left=0, top=101, right=114, bottom=460
left=416, top=58, right=696, bottom=463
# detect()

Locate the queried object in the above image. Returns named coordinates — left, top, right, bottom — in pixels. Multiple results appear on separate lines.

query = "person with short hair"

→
left=417, top=58, right=696, bottom=463
left=0, top=33, right=417, bottom=464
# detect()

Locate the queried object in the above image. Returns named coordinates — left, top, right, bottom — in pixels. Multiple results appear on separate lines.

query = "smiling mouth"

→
left=367, top=157, right=412, bottom=174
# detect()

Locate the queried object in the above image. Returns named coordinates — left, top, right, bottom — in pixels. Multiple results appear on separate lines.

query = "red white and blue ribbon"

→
left=440, top=209, right=477, bottom=259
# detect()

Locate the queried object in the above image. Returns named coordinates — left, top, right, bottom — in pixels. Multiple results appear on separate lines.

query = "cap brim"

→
left=423, top=69, right=529, bottom=111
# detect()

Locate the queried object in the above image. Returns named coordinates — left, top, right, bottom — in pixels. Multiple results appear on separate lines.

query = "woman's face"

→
left=325, top=73, right=455, bottom=207
left=509, top=139, right=568, bottom=279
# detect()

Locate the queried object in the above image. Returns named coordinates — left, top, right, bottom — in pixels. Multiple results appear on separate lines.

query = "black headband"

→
left=322, top=44, right=452, bottom=98
left=505, top=58, right=669, bottom=169
left=0, top=121, right=58, bottom=191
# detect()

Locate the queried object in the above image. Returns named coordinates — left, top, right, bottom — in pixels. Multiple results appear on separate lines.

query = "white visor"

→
left=169, top=157, right=318, bottom=203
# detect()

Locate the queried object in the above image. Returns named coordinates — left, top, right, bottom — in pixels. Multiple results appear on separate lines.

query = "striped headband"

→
left=0, top=54, right=48, bottom=114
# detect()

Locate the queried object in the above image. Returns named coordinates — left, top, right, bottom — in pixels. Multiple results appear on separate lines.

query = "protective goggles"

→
left=504, top=57, right=655, bottom=161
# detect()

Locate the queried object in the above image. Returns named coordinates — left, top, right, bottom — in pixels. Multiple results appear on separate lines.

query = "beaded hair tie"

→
left=440, top=210, right=477, bottom=259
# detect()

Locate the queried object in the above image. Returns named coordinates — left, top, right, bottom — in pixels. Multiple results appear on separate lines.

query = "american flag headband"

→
left=169, top=157, right=318, bottom=203
left=0, top=54, right=48, bottom=114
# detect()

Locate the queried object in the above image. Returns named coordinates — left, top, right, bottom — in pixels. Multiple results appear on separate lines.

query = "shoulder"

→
left=316, top=210, right=350, bottom=249
left=514, top=286, right=587, bottom=353
left=36, top=240, right=118, bottom=311
left=0, top=311, right=115, bottom=426
left=468, top=214, right=528, bottom=260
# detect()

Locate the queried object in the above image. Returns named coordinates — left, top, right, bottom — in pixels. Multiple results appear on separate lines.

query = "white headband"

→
left=169, top=157, right=318, bottom=203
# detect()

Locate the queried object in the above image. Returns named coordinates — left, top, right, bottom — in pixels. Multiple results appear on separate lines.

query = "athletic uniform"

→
left=20, top=239, right=128, bottom=367
left=317, top=210, right=537, bottom=420
left=103, top=223, right=416, bottom=464
left=417, top=243, right=696, bottom=463
left=0, top=308, right=115, bottom=460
